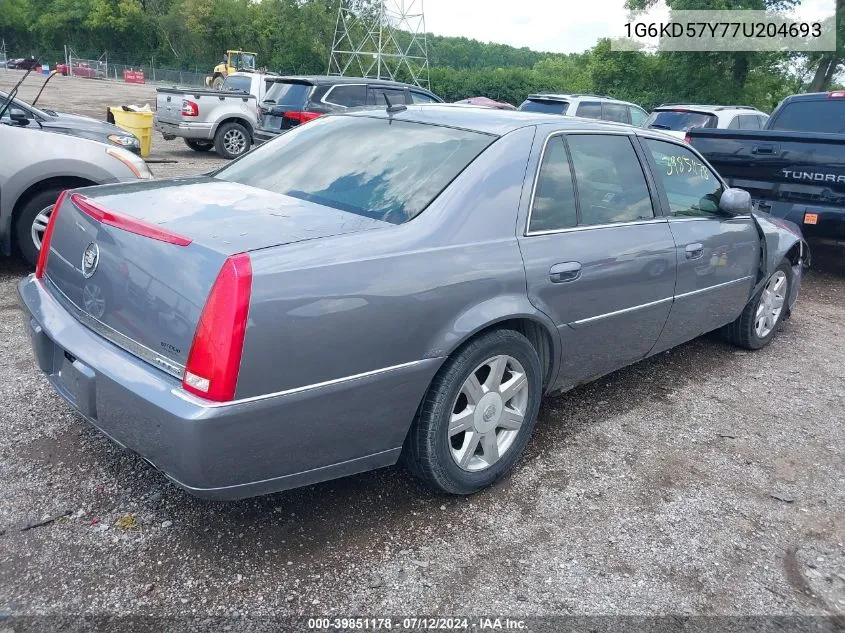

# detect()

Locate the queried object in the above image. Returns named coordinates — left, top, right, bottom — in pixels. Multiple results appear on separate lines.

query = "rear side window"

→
left=323, top=84, right=366, bottom=107
left=646, top=110, right=718, bottom=131
left=575, top=102, right=602, bottom=119
left=222, top=75, right=252, bottom=94
left=519, top=99, right=568, bottom=114
left=410, top=91, right=439, bottom=104
left=529, top=137, right=577, bottom=232
left=739, top=114, right=761, bottom=129
left=263, top=82, right=311, bottom=108
left=644, top=138, right=724, bottom=218
left=567, top=135, right=654, bottom=225
left=769, top=99, right=845, bottom=134
left=215, top=117, right=496, bottom=224
left=602, top=102, right=629, bottom=123
left=369, top=88, right=406, bottom=106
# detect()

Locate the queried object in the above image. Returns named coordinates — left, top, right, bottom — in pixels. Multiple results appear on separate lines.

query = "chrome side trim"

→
left=674, top=275, right=754, bottom=300
left=527, top=218, right=667, bottom=237
left=571, top=296, right=673, bottom=326
left=171, top=359, right=432, bottom=408
left=42, top=275, right=186, bottom=380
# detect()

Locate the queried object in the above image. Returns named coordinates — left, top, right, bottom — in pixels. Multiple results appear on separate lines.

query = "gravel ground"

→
left=0, top=70, right=844, bottom=624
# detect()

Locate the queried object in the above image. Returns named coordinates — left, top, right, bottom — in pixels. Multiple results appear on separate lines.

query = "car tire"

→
left=214, top=122, right=250, bottom=160
left=212, top=75, right=225, bottom=90
left=402, top=329, right=543, bottom=495
left=728, top=262, right=792, bottom=350
left=15, top=188, right=64, bottom=267
left=184, top=139, right=214, bottom=152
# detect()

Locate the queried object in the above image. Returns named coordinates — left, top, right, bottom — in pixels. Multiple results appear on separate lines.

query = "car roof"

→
left=526, top=93, right=642, bottom=107
left=273, top=75, right=436, bottom=92
left=779, top=91, right=842, bottom=102
left=342, top=104, right=640, bottom=136
left=653, top=104, right=762, bottom=113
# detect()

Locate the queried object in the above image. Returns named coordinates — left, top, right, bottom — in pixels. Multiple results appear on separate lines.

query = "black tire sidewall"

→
left=185, top=139, right=213, bottom=152
left=214, top=123, right=250, bottom=160
left=419, top=330, right=543, bottom=493
left=15, top=188, right=63, bottom=267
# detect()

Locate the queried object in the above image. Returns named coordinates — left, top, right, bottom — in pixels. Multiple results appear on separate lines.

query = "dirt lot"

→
left=0, top=71, right=844, bottom=625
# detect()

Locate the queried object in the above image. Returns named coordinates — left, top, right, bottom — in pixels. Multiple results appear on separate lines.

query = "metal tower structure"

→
left=328, top=0, right=429, bottom=89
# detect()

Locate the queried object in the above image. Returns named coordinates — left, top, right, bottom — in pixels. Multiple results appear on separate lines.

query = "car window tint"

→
left=410, top=91, right=438, bottom=104
left=644, top=138, right=724, bottom=217
left=216, top=117, right=495, bottom=225
left=263, top=82, right=310, bottom=108
left=575, top=101, right=602, bottom=119
left=769, top=100, right=845, bottom=133
left=223, top=75, right=252, bottom=94
left=519, top=99, right=569, bottom=114
left=529, top=137, right=577, bottom=232
left=324, top=84, right=366, bottom=107
left=602, top=102, right=629, bottom=123
left=629, top=106, right=648, bottom=127
left=370, top=88, right=406, bottom=106
left=739, top=114, right=761, bottom=129
left=567, top=135, right=654, bottom=225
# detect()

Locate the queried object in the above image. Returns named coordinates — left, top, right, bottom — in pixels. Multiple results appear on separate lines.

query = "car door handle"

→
left=549, top=262, right=581, bottom=283
left=751, top=144, right=777, bottom=155
left=685, top=243, right=704, bottom=259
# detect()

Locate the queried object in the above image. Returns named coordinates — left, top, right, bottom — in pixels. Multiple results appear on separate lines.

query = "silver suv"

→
left=645, top=104, right=769, bottom=140
left=518, top=93, right=649, bottom=126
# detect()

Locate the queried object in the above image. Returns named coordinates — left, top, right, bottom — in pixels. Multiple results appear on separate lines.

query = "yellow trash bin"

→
left=108, top=107, right=154, bottom=158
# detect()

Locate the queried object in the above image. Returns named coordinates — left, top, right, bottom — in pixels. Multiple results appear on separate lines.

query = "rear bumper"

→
left=17, top=275, right=439, bottom=500
left=154, top=119, right=212, bottom=140
left=253, top=128, right=279, bottom=145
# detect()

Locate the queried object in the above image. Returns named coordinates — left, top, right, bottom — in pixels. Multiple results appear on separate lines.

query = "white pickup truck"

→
left=154, top=72, right=279, bottom=159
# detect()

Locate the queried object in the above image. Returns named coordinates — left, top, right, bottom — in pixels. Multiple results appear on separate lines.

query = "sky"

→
left=421, top=0, right=837, bottom=54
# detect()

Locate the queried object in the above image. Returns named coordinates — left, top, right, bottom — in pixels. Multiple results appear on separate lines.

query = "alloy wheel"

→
left=223, top=130, right=247, bottom=155
left=755, top=270, right=787, bottom=338
left=30, top=205, right=53, bottom=251
left=449, top=355, right=529, bottom=472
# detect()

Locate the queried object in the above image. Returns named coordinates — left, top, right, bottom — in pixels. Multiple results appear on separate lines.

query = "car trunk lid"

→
left=41, top=177, right=387, bottom=374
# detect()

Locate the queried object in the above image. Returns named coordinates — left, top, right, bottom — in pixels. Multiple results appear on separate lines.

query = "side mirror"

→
left=719, top=187, right=752, bottom=215
left=9, top=107, right=29, bottom=124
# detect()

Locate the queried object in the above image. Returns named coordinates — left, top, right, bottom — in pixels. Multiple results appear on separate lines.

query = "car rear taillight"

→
left=828, top=90, right=845, bottom=98
left=182, top=253, right=253, bottom=402
left=35, top=189, right=68, bottom=279
left=70, top=194, right=192, bottom=246
left=284, top=111, right=322, bottom=125
left=182, top=99, right=199, bottom=117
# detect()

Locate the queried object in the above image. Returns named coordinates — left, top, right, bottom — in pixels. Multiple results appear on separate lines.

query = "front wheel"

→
left=214, top=122, right=250, bottom=160
left=15, top=188, right=64, bottom=266
left=728, top=262, right=791, bottom=350
left=402, top=329, right=543, bottom=494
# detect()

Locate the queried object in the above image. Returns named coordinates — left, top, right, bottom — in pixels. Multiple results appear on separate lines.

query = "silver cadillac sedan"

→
left=18, top=106, right=807, bottom=500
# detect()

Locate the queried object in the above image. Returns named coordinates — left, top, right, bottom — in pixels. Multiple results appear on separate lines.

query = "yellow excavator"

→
left=207, top=50, right=258, bottom=89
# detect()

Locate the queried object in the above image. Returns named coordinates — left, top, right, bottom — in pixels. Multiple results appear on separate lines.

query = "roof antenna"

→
left=383, top=92, right=407, bottom=115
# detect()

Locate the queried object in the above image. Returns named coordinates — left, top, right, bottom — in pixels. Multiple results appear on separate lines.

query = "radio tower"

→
left=328, top=0, right=430, bottom=89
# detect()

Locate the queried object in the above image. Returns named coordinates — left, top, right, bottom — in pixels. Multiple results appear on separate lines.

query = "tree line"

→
left=0, top=0, right=841, bottom=112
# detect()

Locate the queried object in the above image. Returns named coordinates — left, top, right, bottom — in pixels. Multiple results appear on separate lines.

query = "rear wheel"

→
left=402, top=329, right=542, bottom=494
left=728, top=262, right=791, bottom=350
left=184, top=138, right=213, bottom=152
left=15, top=188, right=63, bottom=267
left=214, top=122, right=250, bottom=160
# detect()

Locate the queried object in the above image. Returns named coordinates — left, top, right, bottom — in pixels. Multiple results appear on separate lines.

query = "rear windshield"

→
left=215, top=116, right=496, bottom=224
left=769, top=99, right=845, bottom=134
left=263, top=81, right=311, bottom=107
left=519, top=99, right=568, bottom=115
left=222, top=75, right=252, bottom=94
left=646, top=110, right=717, bottom=131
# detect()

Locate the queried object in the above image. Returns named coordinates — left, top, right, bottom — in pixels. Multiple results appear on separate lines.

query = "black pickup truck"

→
left=689, top=91, right=845, bottom=245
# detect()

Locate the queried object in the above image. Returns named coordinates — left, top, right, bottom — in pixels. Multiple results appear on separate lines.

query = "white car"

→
left=518, top=94, right=649, bottom=127
left=645, top=105, right=769, bottom=140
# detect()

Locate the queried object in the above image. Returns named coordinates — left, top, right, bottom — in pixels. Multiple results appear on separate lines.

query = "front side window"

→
left=528, top=137, right=577, bottom=232
left=644, top=138, right=724, bottom=217
left=575, top=101, right=602, bottom=119
left=410, top=91, right=439, bottom=104
left=567, top=135, right=654, bottom=225
left=216, top=116, right=496, bottom=225
left=602, top=102, right=629, bottom=124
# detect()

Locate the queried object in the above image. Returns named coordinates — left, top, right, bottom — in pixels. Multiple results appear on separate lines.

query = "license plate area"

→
left=53, top=346, right=98, bottom=420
